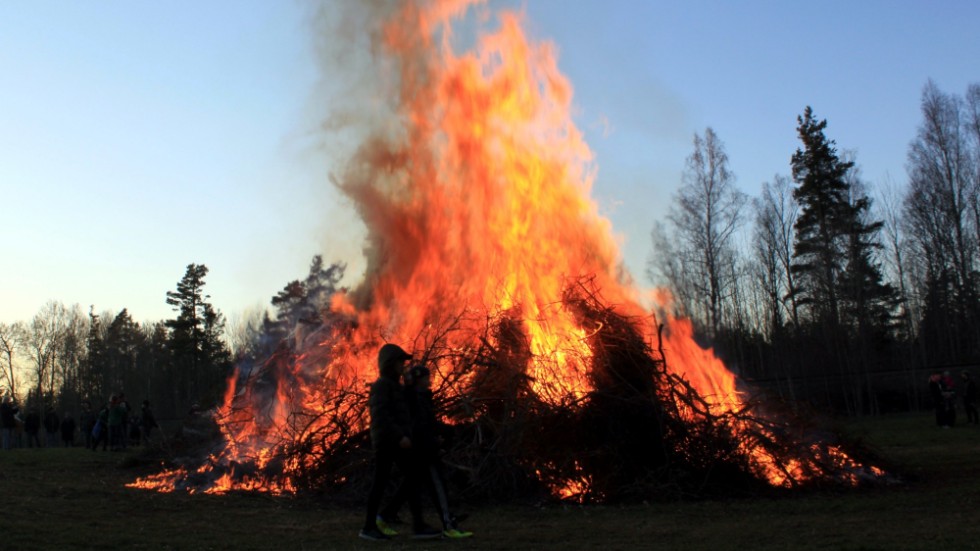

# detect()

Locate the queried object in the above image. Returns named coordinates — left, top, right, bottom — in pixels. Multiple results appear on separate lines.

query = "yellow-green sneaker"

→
left=442, top=528, right=473, bottom=539
left=375, top=518, right=398, bottom=537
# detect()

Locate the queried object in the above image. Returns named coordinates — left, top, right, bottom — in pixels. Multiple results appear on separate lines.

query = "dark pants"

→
left=92, top=426, right=108, bottom=450
left=965, top=400, right=979, bottom=424
left=364, top=443, right=424, bottom=531
left=382, top=454, right=453, bottom=530
left=108, top=423, right=131, bottom=450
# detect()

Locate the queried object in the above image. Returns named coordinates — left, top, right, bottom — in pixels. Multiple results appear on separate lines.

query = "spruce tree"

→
left=271, top=255, right=345, bottom=327
left=790, top=106, right=854, bottom=326
left=790, top=107, right=895, bottom=413
left=165, top=263, right=231, bottom=408
left=80, top=308, right=106, bottom=402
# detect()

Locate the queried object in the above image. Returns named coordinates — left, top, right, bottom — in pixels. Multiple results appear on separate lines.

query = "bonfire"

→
left=130, top=0, right=888, bottom=502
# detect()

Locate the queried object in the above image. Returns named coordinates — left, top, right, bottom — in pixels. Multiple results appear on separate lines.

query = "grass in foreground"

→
left=1, top=412, right=980, bottom=550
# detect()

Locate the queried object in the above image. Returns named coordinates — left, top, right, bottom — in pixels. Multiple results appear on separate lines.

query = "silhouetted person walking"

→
left=359, top=343, right=439, bottom=542
left=379, top=365, right=472, bottom=538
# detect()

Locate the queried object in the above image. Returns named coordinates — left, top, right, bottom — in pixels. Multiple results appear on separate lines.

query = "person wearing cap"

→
left=359, top=343, right=440, bottom=541
left=378, top=364, right=473, bottom=539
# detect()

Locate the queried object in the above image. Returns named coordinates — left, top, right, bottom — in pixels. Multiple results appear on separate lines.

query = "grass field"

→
left=1, top=412, right=979, bottom=550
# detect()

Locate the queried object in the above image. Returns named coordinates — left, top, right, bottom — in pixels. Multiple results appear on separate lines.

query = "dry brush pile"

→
left=141, top=279, right=892, bottom=503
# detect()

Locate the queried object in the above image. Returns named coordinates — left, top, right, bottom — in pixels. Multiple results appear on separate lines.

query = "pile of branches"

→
left=152, top=278, right=891, bottom=502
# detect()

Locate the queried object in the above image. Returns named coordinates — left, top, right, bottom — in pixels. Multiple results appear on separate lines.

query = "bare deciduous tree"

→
left=877, top=177, right=916, bottom=341
left=18, top=301, right=69, bottom=411
left=650, top=128, right=746, bottom=338
left=753, top=175, right=799, bottom=337
left=904, top=80, right=980, bottom=362
left=0, top=323, right=19, bottom=398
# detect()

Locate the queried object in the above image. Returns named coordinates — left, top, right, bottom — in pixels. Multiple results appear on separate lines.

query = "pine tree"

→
left=79, top=308, right=106, bottom=402
left=790, top=107, right=894, bottom=331
left=790, top=107, right=895, bottom=414
left=105, top=309, right=141, bottom=394
left=165, top=263, right=231, bottom=408
left=268, top=255, right=346, bottom=351
left=790, top=107, right=854, bottom=325
left=271, top=255, right=346, bottom=328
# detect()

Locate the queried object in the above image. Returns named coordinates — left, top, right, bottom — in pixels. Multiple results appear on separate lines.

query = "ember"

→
left=129, top=0, right=889, bottom=500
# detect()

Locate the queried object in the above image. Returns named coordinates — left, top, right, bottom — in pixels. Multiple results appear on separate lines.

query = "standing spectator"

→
left=90, top=401, right=110, bottom=451
left=929, top=373, right=945, bottom=427
left=24, top=410, right=41, bottom=447
left=60, top=412, right=76, bottom=446
left=942, top=371, right=957, bottom=427
left=14, top=409, right=24, bottom=448
left=0, top=395, right=18, bottom=450
left=107, top=395, right=125, bottom=451
left=961, top=371, right=978, bottom=425
left=140, top=400, right=159, bottom=445
left=117, top=393, right=131, bottom=450
left=43, top=406, right=60, bottom=447
left=79, top=401, right=96, bottom=450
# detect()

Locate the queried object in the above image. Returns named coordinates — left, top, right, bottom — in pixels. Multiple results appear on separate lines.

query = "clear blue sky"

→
left=2, top=1, right=978, bottom=325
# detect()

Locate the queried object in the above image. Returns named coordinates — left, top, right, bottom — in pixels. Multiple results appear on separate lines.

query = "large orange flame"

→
left=129, top=0, right=882, bottom=496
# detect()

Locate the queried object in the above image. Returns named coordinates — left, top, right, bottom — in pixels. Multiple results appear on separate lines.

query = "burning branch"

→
left=131, top=277, right=890, bottom=501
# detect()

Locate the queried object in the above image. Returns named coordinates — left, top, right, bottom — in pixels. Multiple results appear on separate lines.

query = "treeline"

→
left=0, top=258, right=344, bottom=426
left=649, top=80, right=980, bottom=415
left=0, top=264, right=232, bottom=424
left=1, top=81, right=975, bottom=421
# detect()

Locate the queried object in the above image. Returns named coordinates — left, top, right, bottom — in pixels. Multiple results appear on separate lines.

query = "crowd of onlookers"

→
left=0, top=393, right=158, bottom=451
left=928, top=370, right=979, bottom=428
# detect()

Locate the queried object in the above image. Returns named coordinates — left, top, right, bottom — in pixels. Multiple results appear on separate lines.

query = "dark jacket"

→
left=80, top=409, right=96, bottom=432
left=405, top=387, right=439, bottom=457
left=368, top=344, right=413, bottom=450
left=963, top=378, right=978, bottom=404
left=25, top=412, right=40, bottom=435
left=60, top=416, right=76, bottom=440
left=43, top=410, right=60, bottom=434
left=0, top=402, right=18, bottom=429
left=369, top=375, right=412, bottom=450
left=141, top=406, right=158, bottom=430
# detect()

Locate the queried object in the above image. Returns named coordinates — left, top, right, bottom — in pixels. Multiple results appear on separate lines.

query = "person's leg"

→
left=393, top=449, right=429, bottom=532
left=364, top=446, right=396, bottom=531
left=379, top=475, right=409, bottom=523
left=427, top=462, right=453, bottom=530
